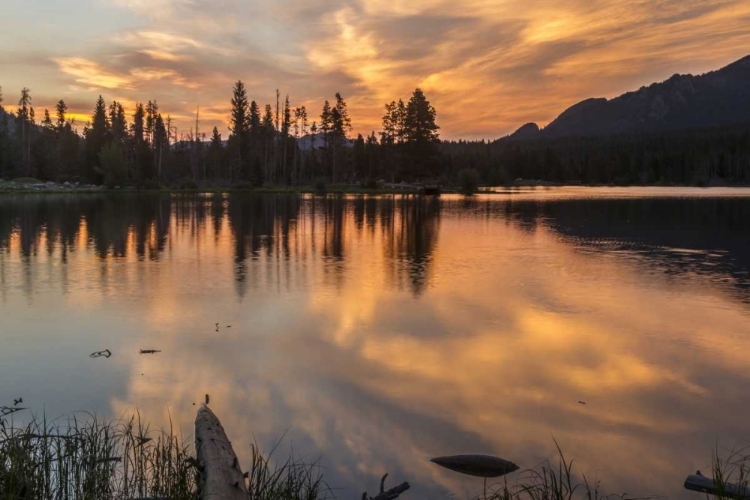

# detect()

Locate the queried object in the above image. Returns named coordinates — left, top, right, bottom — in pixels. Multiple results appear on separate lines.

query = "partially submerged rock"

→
left=430, top=454, right=519, bottom=478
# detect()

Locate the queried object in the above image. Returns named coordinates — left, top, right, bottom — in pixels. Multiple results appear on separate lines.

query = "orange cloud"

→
left=54, top=57, right=134, bottom=90
left=8, top=0, right=746, bottom=139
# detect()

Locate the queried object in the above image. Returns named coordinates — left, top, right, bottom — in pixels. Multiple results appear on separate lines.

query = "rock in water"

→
left=430, top=454, right=519, bottom=478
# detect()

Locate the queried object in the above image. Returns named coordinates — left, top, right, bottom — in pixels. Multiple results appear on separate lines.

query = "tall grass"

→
left=0, top=411, right=195, bottom=500
left=4, top=406, right=743, bottom=500
left=709, top=446, right=750, bottom=500
left=0, top=408, right=328, bottom=500
left=246, top=438, right=329, bottom=500
left=477, top=442, right=637, bottom=500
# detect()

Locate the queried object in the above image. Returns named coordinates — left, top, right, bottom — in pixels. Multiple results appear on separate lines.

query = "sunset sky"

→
left=1, top=0, right=749, bottom=140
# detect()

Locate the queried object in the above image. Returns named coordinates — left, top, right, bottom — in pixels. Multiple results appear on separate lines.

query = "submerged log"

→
left=685, top=474, right=750, bottom=500
left=195, top=404, right=248, bottom=499
left=362, top=473, right=410, bottom=500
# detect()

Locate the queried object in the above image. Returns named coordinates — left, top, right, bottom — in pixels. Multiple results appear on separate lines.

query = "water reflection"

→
left=1, top=191, right=750, bottom=500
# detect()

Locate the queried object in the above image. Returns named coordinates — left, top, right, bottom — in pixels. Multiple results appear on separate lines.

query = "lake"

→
left=1, top=187, right=750, bottom=499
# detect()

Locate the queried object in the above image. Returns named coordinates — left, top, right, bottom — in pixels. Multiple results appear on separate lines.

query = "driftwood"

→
left=361, top=473, right=410, bottom=500
left=195, top=404, right=248, bottom=499
left=685, top=474, right=750, bottom=500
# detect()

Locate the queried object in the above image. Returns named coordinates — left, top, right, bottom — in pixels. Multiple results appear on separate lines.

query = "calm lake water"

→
left=2, top=188, right=750, bottom=499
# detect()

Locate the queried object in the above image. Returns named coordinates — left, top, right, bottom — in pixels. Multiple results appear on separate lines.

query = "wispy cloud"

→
left=7, top=0, right=750, bottom=139
left=54, top=57, right=135, bottom=91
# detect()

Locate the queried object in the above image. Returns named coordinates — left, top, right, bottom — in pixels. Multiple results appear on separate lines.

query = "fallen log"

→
left=685, top=474, right=750, bottom=500
left=195, top=404, right=248, bottom=499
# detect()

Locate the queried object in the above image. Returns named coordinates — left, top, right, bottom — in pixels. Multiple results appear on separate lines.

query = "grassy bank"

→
left=5, top=408, right=740, bottom=500
left=0, top=409, right=328, bottom=500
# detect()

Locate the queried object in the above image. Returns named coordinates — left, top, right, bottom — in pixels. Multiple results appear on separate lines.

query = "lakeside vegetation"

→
left=3, top=407, right=720, bottom=500
left=1, top=85, right=749, bottom=194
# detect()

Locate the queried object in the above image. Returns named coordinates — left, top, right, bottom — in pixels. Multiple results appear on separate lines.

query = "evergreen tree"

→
left=145, top=100, right=158, bottom=146
left=262, top=104, right=274, bottom=182
left=403, top=88, right=440, bottom=179
left=329, top=93, right=352, bottom=181
left=42, top=109, right=53, bottom=130
left=153, top=114, right=168, bottom=182
left=109, top=101, right=127, bottom=146
left=55, top=100, right=68, bottom=129
left=17, top=88, right=32, bottom=176
left=228, top=81, right=249, bottom=182
left=353, top=133, right=366, bottom=180
left=208, top=126, right=224, bottom=180
left=130, top=103, right=151, bottom=182
left=98, top=142, right=127, bottom=188
left=320, top=100, right=332, bottom=178
left=366, top=132, right=379, bottom=180
left=84, top=95, right=110, bottom=182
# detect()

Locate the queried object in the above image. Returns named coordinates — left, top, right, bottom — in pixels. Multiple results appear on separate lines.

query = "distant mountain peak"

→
left=501, top=54, right=750, bottom=141
left=507, top=122, right=540, bottom=140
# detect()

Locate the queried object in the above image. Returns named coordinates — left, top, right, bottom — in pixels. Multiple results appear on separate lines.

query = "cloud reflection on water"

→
left=1, top=190, right=749, bottom=499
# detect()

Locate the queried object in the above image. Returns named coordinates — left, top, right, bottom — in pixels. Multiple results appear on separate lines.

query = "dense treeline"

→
left=441, top=125, right=750, bottom=186
left=0, top=84, right=440, bottom=187
left=2, top=83, right=750, bottom=188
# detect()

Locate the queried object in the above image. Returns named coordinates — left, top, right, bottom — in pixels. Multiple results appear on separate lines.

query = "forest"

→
left=1, top=83, right=749, bottom=189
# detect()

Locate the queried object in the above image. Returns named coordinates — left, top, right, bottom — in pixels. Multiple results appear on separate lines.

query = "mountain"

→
left=502, top=55, right=750, bottom=140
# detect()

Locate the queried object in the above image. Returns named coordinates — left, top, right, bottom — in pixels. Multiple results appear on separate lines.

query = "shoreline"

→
left=2, top=182, right=750, bottom=196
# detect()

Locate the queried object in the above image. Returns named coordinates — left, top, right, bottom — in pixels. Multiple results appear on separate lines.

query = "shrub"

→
left=457, top=168, right=480, bottom=195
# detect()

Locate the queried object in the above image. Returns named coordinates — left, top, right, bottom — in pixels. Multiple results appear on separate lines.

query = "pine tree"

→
left=55, top=100, right=68, bottom=129
left=130, top=103, right=151, bottom=182
left=262, top=104, right=274, bottom=182
left=353, top=133, right=366, bottom=180
left=154, top=114, right=168, bottom=182
left=320, top=101, right=332, bottom=178
left=17, top=88, right=32, bottom=176
left=395, top=99, right=406, bottom=144
left=403, top=88, right=440, bottom=180
left=85, top=95, right=110, bottom=183
left=228, top=81, right=249, bottom=182
left=109, top=101, right=127, bottom=146
left=145, top=100, right=158, bottom=146
left=366, top=131, right=379, bottom=180
left=42, top=109, right=53, bottom=130
left=330, top=93, right=351, bottom=181
left=208, top=126, right=224, bottom=180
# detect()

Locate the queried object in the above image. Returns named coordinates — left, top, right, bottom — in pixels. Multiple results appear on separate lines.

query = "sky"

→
left=1, top=0, right=749, bottom=140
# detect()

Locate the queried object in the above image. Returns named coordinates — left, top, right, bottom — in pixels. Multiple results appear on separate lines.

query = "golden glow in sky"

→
left=1, top=0, right=749, bottom=139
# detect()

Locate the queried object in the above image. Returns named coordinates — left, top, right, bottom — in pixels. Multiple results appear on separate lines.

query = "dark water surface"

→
left=2, top=188, right=750, bottom=499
